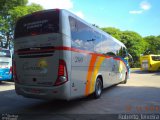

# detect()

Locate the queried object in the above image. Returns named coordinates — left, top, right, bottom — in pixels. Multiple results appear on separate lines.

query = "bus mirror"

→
left=124, top=56, right=129, bottom=60
left=128, top=53, right=133, bottom=63
left=129, top=58, right=134, bottom=63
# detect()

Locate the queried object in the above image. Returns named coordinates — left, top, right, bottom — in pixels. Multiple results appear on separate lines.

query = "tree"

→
left=120, top=31, right=148, bottom=67
left=101, top=27, right=122, bottom=40
left=0, top=0, right=43, bottom=48
left=92, top=24, right=99, bottom=28
left=143, top=36, right=160, bottom=55
left=0, top=0, right=28, bottom=47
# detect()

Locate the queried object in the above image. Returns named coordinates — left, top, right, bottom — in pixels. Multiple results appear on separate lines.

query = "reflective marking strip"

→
left=119, top=61, right=123, bottom=73
left=15, top=46, right=112, bottom=58
left=114, top=57, right=128, bottom=73
left=89, top=57, right=105, bottom=93
left=85, top=55, right=97, bottom=96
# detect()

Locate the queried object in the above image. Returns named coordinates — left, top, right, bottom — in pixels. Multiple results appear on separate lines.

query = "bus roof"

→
left=16, top=9, right=126, bottom=48
left=62, top=9, right=126, bottom=48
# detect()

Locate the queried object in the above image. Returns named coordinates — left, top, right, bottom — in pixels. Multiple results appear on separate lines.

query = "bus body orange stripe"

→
left=16, top=46, right=127, bottom=70
left=15, top=46, right=112, bottom=58
left=85, top=55, right=97, bottom=96
left=90, top=57, right=105, bottom=93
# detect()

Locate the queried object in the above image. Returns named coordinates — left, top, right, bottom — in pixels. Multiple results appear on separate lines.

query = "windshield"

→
left=14, top=10, right=59, bottom=38
left=152, top=56, right=160, bottom=61
left=0, top=50, right=11, bottom=58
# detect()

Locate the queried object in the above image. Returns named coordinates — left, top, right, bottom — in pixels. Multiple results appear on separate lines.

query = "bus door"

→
left=111, top=57, right=119, bottom=84
left=104, top=52, right=118, bottom=84
left=116, top=47, right=128, bottom=82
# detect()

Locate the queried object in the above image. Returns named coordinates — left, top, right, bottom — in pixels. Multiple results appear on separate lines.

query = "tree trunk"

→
left=4, top=32, right=10, bottom=49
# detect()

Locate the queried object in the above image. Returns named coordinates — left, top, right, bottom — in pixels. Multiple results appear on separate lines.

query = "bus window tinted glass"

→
left=14, top=10, right=59, bottom=38
left=152, top=56, right=160, bottom=61
left=0, top=50, right=11, bottom=58
left=69, top=16, right=94, bottom=51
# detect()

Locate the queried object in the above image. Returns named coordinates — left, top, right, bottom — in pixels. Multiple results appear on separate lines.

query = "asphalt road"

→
left=0, top=70, right=160, bottom=120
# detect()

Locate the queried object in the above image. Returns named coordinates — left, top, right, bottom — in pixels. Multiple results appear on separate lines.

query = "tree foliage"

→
left=9, top=3, right=43, bottom=28
left=101, top=27, right=122, bottom=40
left=0, top=0, right=43, bottom=48
left=0, top=1, right=159, bottom=68
left=143, top=36, right=160, bottom=55
left=102, top=27, right=160, bottom=67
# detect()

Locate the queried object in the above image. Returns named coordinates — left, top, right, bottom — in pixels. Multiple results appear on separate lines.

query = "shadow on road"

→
left=0, top=81, right=14, bottom=86
left=0, top=85, right=160, bottom=115
left=131, top=70, right=160, bottom=76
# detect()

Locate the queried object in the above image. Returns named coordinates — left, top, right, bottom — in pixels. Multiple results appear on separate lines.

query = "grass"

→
left=131, top=68, right=140, bottom=71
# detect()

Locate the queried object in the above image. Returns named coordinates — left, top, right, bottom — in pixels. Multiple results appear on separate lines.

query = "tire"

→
left=94, top=78, right=103, bottom=99
left=10, top=74, right=14, bottom=82
left=122, top=72, right=127, bottom=84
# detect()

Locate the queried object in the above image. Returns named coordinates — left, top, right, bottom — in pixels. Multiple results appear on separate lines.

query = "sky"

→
left=28, top=0, right=160, bottom=37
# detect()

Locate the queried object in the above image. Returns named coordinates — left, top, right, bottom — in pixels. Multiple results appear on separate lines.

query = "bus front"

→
left=0, top=49, right=12, bottom=81
left=14, top=9, right=70, bottom=100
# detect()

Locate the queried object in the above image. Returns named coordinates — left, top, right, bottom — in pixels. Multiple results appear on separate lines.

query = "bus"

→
left=140, top=55, right=160, bottom=71
left=0, top=48, right=12, bottom=82
left=14, top=9, right=130, bottom=100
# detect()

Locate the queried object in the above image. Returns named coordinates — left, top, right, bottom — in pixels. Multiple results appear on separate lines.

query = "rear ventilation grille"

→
left=19, top=54, right=53, bottom=58
left=16, top=46, right=55, bottom=55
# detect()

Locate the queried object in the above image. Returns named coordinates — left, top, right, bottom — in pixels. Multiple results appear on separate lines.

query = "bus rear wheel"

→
left=94, top=78, right=103, bottom=99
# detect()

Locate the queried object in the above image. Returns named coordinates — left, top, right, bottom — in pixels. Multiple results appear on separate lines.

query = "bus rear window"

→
left=152, top=56, right=160, bottom=61
left=0, top=50, right=11, bottom=58
left=14, top=10, right=59, bottom=38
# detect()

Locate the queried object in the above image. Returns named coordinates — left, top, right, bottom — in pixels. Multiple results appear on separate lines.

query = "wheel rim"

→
left=96, top=80, right=102, bottom=95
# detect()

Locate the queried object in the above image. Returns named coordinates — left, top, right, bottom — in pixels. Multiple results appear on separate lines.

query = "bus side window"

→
left=94, top=31, right=103, bottom=53
left=123, top=48, right=127, bottom=58
left=117, top=47, right=127, bottom=58
left=69, top=16, right=94, bottom=51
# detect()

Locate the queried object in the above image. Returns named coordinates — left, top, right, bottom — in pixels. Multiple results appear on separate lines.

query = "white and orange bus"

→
left=14, top=9, right=130, bottom=100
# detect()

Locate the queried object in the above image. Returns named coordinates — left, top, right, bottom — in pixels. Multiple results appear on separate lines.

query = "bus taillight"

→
left=54, top=59, right=68, bottom=86
left=13, top=61, right=19, bottom=83
left=9, top=66, right=12, bottom=74
left=31, top=32, right=37, bottom=36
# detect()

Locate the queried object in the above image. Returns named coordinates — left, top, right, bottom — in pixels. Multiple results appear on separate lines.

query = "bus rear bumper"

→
left=15, top=82, right=71, bottom=100
left=0, top=74, right=12, bottom=81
